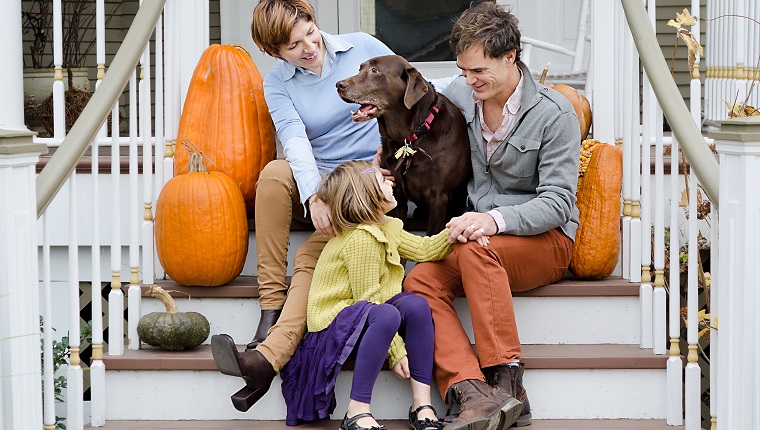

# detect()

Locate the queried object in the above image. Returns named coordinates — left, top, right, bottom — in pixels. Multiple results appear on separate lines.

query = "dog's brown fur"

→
left=337, top=55, right=471, bottom=234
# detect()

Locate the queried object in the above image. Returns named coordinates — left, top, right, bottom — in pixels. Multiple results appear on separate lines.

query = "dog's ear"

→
left=403, top=66, right=428, bottom=109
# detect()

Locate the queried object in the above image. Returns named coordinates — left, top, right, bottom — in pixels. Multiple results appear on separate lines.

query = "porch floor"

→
left=87, top=419, right=683, bottom=429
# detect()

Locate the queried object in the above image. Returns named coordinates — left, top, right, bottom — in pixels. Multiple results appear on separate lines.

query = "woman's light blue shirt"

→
left=263, top=32, right=393, bottom=205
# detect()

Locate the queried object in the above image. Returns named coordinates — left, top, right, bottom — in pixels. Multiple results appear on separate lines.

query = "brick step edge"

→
left=102, top=343, right=674, bottom=371
left=136, top=276, right=639, bottom=299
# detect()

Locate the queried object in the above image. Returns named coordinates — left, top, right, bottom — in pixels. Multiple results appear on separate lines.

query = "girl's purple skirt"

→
left=280, top=300, right=375, bottom=426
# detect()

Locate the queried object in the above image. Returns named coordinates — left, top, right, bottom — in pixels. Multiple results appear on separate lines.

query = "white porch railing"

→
left=2, top=0, right=760, bottom=429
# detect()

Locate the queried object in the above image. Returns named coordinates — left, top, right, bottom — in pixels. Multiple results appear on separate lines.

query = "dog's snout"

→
left=336, top=80, right=348, bottom=90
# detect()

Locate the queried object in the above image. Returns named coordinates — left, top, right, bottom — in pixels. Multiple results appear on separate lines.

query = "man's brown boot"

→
left=484, top=364, right=531, bottom=427
left=443, top=379, right=523, bottom=430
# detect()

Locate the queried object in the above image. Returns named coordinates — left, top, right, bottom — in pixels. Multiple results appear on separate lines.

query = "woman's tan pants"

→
left=253, top=160, right=329, bottom=372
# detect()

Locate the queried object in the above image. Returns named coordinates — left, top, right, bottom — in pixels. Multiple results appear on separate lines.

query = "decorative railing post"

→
left=710, top=117, right=760, bottom=429
left=0, top=130, right=47, bottom=430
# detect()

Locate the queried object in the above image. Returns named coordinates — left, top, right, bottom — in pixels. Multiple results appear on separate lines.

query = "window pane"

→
left=361, top=0, right=492, bottom=62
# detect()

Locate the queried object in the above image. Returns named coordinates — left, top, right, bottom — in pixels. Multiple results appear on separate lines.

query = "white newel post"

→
left=0, top=1, right=48, bottom=427
left=0, top=130, right=47, bottom=430
left=711, top=117, right=760, bottom=430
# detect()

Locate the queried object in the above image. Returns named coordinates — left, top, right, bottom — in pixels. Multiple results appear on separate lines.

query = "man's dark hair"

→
left=450, top=2, right=522, bottom=62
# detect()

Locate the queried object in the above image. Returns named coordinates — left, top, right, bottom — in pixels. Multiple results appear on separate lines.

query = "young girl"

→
left=280, top=160, right=452, bottom=430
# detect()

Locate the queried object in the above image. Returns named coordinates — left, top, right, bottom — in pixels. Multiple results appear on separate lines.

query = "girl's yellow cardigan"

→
left=307, top=217, right=453, bottom=367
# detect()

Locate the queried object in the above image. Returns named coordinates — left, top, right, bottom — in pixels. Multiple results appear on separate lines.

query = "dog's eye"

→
left=371, top=67, right=378, bottom=73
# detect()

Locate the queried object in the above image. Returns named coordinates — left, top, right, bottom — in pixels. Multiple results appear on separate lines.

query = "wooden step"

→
left=102, top=343, right=671, bottom=421
left=102, top=344, right=668, bottom=371
left=136, top=276, right=642, bottom=346
left=140, top=276, right=639, bottom=299
left=87, top=419, right=683, bottom=429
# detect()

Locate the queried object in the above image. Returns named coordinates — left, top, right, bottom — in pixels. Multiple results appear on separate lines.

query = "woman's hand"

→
left=309, top=198, right=335, bottom=236
left=391, top=356, right=410, bottom=380
left=446, top=212, right=496, bottom=244
left=373, top=146, right=395, bottom=186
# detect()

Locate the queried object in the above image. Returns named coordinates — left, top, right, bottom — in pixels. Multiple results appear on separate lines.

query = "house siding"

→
left=655, top=0, right=707, bottom=108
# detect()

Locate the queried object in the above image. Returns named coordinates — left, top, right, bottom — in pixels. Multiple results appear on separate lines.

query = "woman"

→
left=210, top=0, right=394, bottom=412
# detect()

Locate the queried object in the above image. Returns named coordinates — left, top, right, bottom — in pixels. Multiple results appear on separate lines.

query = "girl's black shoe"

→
left=340, top=413, right=388, bottom=430
left=409, top=405, right=445, bottom=430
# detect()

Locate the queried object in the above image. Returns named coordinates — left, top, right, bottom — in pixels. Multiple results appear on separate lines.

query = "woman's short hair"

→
left=251, top=0, right=317, bottom=58
left=317, top=160, right=391, bottom=235
left=450, top=2, right=522, bottom=62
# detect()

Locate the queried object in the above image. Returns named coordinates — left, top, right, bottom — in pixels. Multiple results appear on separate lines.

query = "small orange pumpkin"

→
left=570, top=141, right=622, bottom=279
left=175, top=44, right=277, bottom=214
left=157, top=152, right=249, bottom=286
left=547, top=83, right=592, bottom=141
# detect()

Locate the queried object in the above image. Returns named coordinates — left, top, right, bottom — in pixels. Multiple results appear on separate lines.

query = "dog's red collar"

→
left=405, top=103, right=440, bottom=144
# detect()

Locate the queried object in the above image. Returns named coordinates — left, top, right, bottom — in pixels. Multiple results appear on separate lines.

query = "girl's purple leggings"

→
left=350, top=292, right=434, bottom=404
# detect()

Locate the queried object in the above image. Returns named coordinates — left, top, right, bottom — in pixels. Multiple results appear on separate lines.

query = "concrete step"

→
left=101, top=344, right=671, bottom=421
left=137, top=276, right=641, bottom=346
left=88, top=418, right=684, bottom=429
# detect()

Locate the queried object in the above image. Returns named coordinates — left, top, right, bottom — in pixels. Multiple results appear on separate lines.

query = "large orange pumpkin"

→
left=570, top=140, right=623, bottom=279
left=175, top=44, right=277, bottom=214
left=157, top=152, right=249, bottom=286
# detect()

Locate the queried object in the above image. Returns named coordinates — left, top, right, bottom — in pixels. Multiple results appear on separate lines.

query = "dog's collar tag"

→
left=395, top=142, right=417, bottom=159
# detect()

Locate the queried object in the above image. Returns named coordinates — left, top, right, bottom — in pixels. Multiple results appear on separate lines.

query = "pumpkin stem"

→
left=146, top=285, right=179, bottom=313
left=230, top=43, right=251, bottom=57
left=539, top=63, right=550, bottom=85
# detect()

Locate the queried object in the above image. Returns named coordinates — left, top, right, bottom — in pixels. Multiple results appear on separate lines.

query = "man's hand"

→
left=446, top=212, right=497, bottom=244
left=309, top=197, right=335, bottom=236
left=372, top=145, right=395, bottom=186
left=391, top=356, right=410, bottom=380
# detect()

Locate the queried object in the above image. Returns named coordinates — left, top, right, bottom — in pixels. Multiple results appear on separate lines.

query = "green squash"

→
left=137, top=286, right=210, bottom=351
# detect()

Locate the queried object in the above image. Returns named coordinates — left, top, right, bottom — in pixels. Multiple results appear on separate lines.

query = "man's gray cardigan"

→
left=441, top=61, right=580, bottom=241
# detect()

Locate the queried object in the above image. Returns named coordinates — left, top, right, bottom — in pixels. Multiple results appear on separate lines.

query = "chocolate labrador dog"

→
left=337, top=55, right=471, bottom=235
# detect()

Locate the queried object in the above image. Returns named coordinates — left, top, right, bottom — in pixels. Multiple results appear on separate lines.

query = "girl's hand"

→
left=309, top=198, right=335, bottom=236
left=392, top=356, right=410, bottom=380
left=372, top=146, right=395, bottom=186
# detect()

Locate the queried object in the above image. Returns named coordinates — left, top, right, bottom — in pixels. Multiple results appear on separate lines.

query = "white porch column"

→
left=589, top=0, right=616, bottom=143
left=165, top=0, right=209, bottom=132
left=0, top=130, right=47, bottom=430
left=0, top=0, right=29, bottom=130
left=711, top=117, right=760, bottom=430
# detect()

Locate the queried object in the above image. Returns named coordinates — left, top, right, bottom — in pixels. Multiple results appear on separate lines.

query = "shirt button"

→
left=542, top=88, right=548, bottom=92
left=520, top=145, right=526, bottom=150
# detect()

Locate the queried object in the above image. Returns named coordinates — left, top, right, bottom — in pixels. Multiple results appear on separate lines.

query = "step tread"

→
left=139, top=276, right=638, bottom=299
left=87, top=419, right=683, bottom=429
left=102, top=343, right=670, bottom=371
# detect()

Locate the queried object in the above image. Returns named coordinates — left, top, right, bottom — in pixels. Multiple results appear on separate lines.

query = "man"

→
left=403, top=3, right=580, bottom=429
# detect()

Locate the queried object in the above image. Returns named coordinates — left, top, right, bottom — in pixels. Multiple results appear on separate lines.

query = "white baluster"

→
left=709, top=204, right=718, bottom=430
left=129, top=71, right=141, bottom=350
left=622, top=16, right=633, bottom=280
left=53, top=0, right=65, bottom=139
left=90, top=2, right=106, bottom=417
left=42, top=215, right=55, bottom=430
left=653, top=110, right=667, bottom=356
left=109, top=98, right=124, bottom=356
left=684, top=168, right=700, bottom=430
left=629, top=4, right=642, bottom=283
left=141, top=35, right=155, bottom=285
left=155, top=12, right=166, bottom=279
left=667, top=134, right=683, bottom=425
left=640, top=56, right=653, bottom=349
left=67, top=172, right=84, bottom=430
